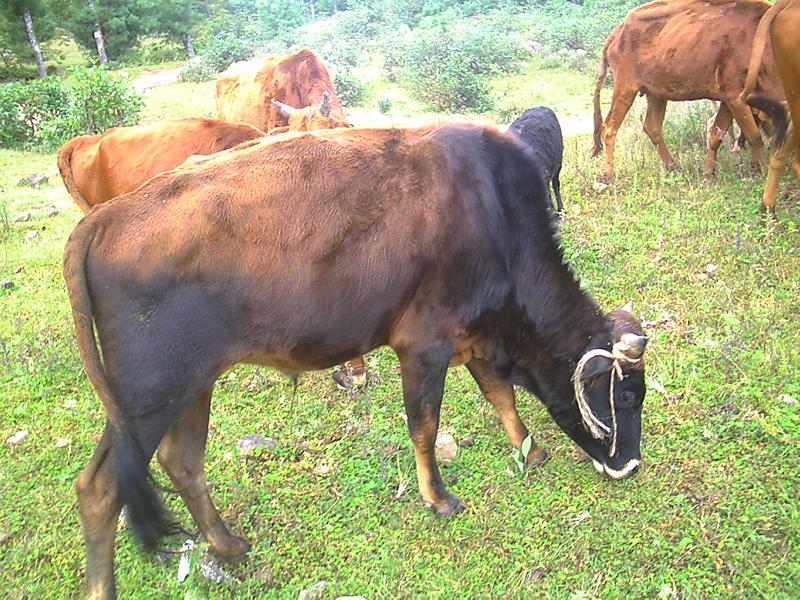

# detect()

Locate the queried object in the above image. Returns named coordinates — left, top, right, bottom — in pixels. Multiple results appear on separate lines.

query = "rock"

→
left=6, top=430, right=28, bottom=446
left=718, top=402, right=739, bottom=414
left=434, top=433, right=457, bottom=465
left=298, top=581, right=327, bottom=600
left=458, top=437, right=475, bottom=448
left=64, top=398, right=78, bottom=409
left=0, top=280, right=12, bottom=290
left=118, top=508, right=128, bottom=529
left=779, top=394, right=797, bottom=406
left=13, top=212, right=31, bottom=223
left=55, top=438, right=70, bottom=448
left=43, top=205, right=59, bottom=218
left=0, top=532, right=9, bottom=546
left=17, top=173, right=48, bottom=188
left=199, top=552, right=235, bottom=583
left=236, top=434, right=278, bottom=454
left=313, top=464, right=333, bottom=476
left=592, top=181, right=608, bottom=194
left=25, top=230, right=39, bottom=240
left=705, top=263, right=718, bottom=276
left=523, top=567, right=546, bottom=585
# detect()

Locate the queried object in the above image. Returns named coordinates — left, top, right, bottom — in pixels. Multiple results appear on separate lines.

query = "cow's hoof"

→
left=331, top=367, right=351, bottom=391
left=351, top=369, right=368, bottom=387
left=526, top=446, right=549, bottom=467
left=429, top=494, right=465, bottom=517
left=212, top=535, right=251, bottom=564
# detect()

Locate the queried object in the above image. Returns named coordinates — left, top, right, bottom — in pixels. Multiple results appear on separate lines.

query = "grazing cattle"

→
left=592, top=0, right=784, bottom=181
left=269, top=91, right=353, bottom=135
left=216, top=48, right=347, bottom=132
left=64, top=123, right=648, bottom=599
left=509, top=106, right=564, bottom=212
left=57, top=118, right=265, bottom=213
left=741, top=0, right=800, bottom=216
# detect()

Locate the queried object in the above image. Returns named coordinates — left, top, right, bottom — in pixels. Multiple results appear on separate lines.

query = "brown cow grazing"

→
left=57, top=118, right=265, bottom=213
left=63, top=123, right=648, bottom=599
left=268, top=91, right=352, bottom=135
left=216, top=48, right=346, bottom=132
left=592, top=0, right=784, bottom=181
left=741, top=0, right=800, bottom=216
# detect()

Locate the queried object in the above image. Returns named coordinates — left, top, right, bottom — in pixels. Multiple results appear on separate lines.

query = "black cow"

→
left=63, top=123, right=647, bottom=599
left=509, top=106, right=564, bottom=212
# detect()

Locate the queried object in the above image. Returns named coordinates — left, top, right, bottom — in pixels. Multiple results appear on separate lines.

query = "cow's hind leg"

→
left=643, top=94, right=679, bottom=172
left=704, top=103, right=735, bottom=177
left=551, top=166, right=563, bottom=213
left=156, top=387, right=250, bottom=562
left=78, top=429, right=122, bottom=600
left=467, top=359, right=548, bottom=466
left=601, top=86, right=637, bottom=181
left=398, top=343, right=463, bottom=516
left=728, top=99, right=767, bottom=172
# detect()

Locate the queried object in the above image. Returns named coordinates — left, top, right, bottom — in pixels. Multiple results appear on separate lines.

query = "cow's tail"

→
left=592, top=32, right=614, bottom=158
left=63, top=218, right=177, bottom=550
left=57, top=138, right=93, bottom=214
left=741, top=0, right=789, bottom=102
left=746, top=94, right=790, bottom=152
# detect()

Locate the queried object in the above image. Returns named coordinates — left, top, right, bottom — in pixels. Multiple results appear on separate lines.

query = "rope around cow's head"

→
left=572, top=335, right=645, bottom=458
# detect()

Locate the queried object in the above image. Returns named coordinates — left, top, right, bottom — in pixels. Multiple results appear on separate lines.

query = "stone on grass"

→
left=199, top=552, right=235, bottom=583
left=236, top=434, right=278, bottom=455
left=434, top=432, right=457, bottom=466
left=43, top=204, right=59, bottom=218
left=25, top=230, right=39, bottom=240
left=592, top=181, right=608, bottom=194
left=779, top=394, right=797, bottom=406
left=298, top=580, right=326, bottom=600
left=13, top=212, right=31, bottom=223
left=0, top=280, right=12, bottom=290
left=55, top=438, right=70, bottom=448
left=458, top=437, right=475, bottom=448
left=6, top=430, right=28, bottom=446
left=17, top=173, right=48, bottom=188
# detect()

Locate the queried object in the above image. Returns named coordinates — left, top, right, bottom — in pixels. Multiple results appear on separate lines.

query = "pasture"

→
left=1, top=60, right=799, bottom=599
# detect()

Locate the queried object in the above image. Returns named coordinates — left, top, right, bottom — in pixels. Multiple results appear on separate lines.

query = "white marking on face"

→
left=592, top=459, right=604, bottom=474
left=603, top=459, right=640, bottom=480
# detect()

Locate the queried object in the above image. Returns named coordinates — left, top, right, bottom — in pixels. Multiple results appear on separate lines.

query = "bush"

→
left=333, top=67, right=366, bottom=108
left=0, top=67, right=143, bottom=151
left=0, top=77, right=69, bottom=148
left=200, top=33, right=255, bottom=72
left=396, top=19, right=527, bottom=113
left=179, top=60, right=216, bottom=82
left=378, top=96, right=392, bottom=114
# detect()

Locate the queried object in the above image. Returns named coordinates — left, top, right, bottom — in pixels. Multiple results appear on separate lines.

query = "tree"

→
left=148, top=0, right=207, bottom=59
left=0, top=0, right=56, bottom=78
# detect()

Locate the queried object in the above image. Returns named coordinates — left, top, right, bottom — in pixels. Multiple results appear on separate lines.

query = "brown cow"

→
left=216, top=48, right=347, bottom=132
left=268, top=91, right=353, bottom=135
left=741, top=0, right=800, bottom=216
left=63, top=123, right=648, bottom=599
left=592, top=0, right=784, bottom=181
left=57, top=118, right=265, bottom=213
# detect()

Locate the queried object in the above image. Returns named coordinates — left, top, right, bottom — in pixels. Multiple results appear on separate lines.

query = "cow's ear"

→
left=580, top=355, right=613, bottom=382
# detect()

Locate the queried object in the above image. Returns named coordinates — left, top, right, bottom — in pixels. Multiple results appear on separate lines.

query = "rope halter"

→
left=572, top=337, right=643, bottom=458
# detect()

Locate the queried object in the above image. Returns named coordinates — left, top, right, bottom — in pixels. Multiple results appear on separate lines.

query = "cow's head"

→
left=269, top=92, right=353, bottom=135
left=568, top=304, right=647, bottom=480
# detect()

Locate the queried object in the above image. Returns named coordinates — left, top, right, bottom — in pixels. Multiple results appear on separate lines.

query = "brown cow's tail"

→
left=592, top=32, right=614, bottom=158
left=741, top=0, right=789, bottom=102
left=63, top=218, right=178, bottom=550
left=57, top=138, right=93, bottom=214
left=746, top=94, right=790, bottom=152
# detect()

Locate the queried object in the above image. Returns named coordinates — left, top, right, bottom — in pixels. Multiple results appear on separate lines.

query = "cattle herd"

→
left=52, top=1, right=798, bottom=597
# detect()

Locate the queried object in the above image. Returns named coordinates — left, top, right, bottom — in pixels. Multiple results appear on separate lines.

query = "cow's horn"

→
left=271, top=98, right=297, bottom=118
left=616, top=333, right=647, bottom=359
left=319, top=91, right=332, bottom=117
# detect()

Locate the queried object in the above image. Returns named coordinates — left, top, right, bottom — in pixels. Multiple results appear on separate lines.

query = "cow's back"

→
left=607, top=0, right=782, bottom=100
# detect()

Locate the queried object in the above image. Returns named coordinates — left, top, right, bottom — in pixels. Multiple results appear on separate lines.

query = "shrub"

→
left=0, top=77, right=69, bottom=148
left=334, top=68, right=366, bottom=108
left=396, top=19, right=527, bottom=113
left=0, top=67, right=143, bottom=151
left=200, top=33, right=255, bottom=72
left=179, top=60, right=216, bottom=82
left=378, top=96, right=392, bottom=114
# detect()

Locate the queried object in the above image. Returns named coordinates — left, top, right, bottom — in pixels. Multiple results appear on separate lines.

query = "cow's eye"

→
left=617, top=390, right=639, bottom=408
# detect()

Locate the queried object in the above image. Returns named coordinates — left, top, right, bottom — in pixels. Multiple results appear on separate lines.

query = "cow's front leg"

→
left=398, top=343, right=464, bottom=516
left=467, top=358, right=548, bottom=466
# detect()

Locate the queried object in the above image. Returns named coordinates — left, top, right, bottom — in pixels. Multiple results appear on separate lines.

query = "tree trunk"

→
left=333, top=0, right=338, bottom=13
left=200, top=0, right=211, bottom=17
left=309, top=1, right=315, bottom=19
left=183, top=34, right=195, bottom=60
left=22, top=10, right=46, bottom=78
left=88, top=0, right=108, bottom=64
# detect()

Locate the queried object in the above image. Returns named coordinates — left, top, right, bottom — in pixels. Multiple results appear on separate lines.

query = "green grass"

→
left=1, top=68, right=799, bottom=600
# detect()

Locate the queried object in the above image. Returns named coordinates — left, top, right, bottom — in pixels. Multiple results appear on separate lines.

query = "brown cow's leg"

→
left=156, top=388, right=250, bottom=562
left=467, top=359, right=548, bottom=466
left=78, top=429, right=122, bottom=600
left=642, top=95, right=679, bottom=172
left=728, top=100, right=767, bottom=171
left=398, top=343, right=464, bottom=516
left=704, top=103, right=734, bottom=177
left=760, top=137, right=795, bottom=218
left=791, top=156, right=800, bottom=182
left=602, top=87, right=638, bottom=181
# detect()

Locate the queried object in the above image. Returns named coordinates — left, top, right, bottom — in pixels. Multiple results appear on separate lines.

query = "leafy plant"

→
left=511, top=434, right=533, bottom=474
left=377, top=96, right=392, bottom=114
left=333, top=67, right=365, bottom=108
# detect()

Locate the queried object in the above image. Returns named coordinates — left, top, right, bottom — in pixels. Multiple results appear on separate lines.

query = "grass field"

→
left=0, top=62, right=799, bottom=599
